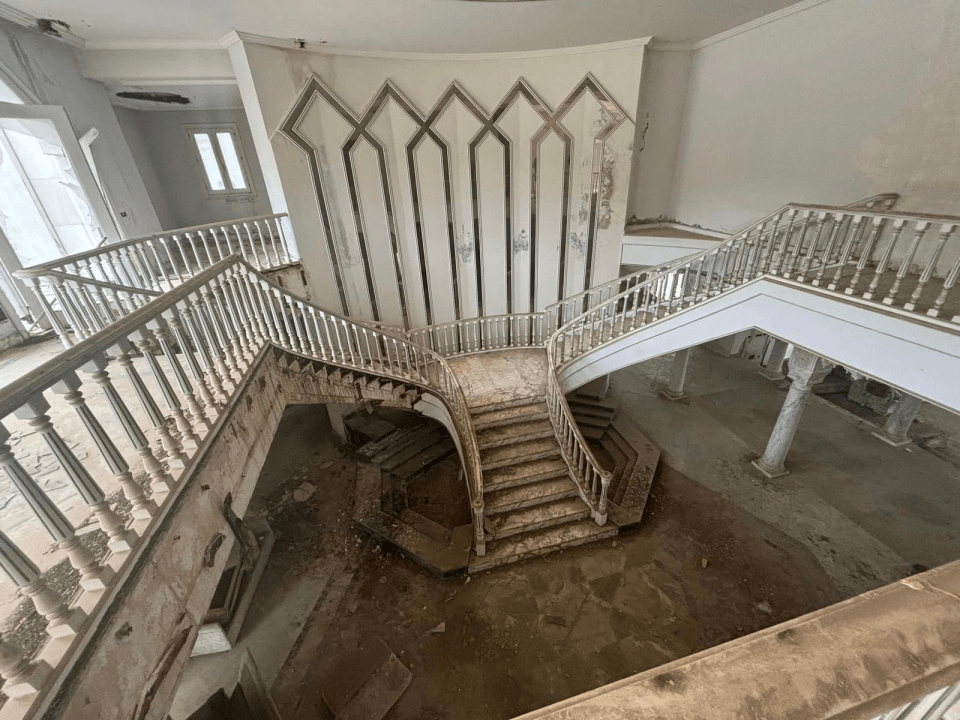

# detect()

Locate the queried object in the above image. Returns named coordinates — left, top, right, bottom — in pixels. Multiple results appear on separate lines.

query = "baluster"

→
left=50, top=278, right=89, bottom=340
left=56, top=370, right=157, bottom=521
left=845, top=217, right=885, bottom=295
left=0, top=530, right=84, bottom=637
left=288, top=297, right=310, bottom=354
left=67, top=277, right=104, bottom=334
left=812, top=214, right=843, bottom=286
left=216, top=273, right=254, bottom=363
left=235, top=268, right=268, bottom=345
left=159, top=236, right=183, bottom=284
left=196, top=288, right=241, bottom=380
left=906, top=223, right=956, bottom=311
left=194, top=230, right=216, bottom=267
left=795, top=212, right=828, bottom=282
left=828, top=215, right=865, bottom=291
left=229, top=224, right=251, bottom=264
left=272, top=287, right=297, bottom=349
left=241, top=222, right=263, bottom=270
left=18, top=393, right=137, bottom=552
left=171, top=234, right=195, bottom=277
left=258, top=220, right=282, bottom=266
left=26, top=278, right=72, bottom=347
left=78, top=259, right=119, bottom=326
left=273, top=216, right=293, bottom=263
left=863, top=219, right=906, bottom=300
left=769, top=209, right=798, bottom=276
left=0, top=630, right=50, bottom=698
left=884, top=222, right=929, bottom=305
left=146, top=239, right=171, bottom=290
left=0, top=422, right=113, bottom=591
left=177, top=304, right=228, bottom=405
left=930, top=241, right=960, bottom=320
left=133, top=244, right=161, bottom=291
left=207, top=277, right=247, bottom=368
left=111, top=338, right=189, bottom=468
left=782, top=211, right=813, bottom=278
left=145, top=321, right=212, bottom=434
left=83, top=353, right=174, bottom=493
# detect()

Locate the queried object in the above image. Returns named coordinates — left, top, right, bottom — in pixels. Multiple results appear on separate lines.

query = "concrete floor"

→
left=167, top=345, right=960, bottom=720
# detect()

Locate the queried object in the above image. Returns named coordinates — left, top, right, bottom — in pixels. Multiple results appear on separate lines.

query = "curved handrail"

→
left=14, top=213, right=294, bottom=277
left=545, top=192, right=902, bottom=333
left=408, top=312, right=547, bottom=357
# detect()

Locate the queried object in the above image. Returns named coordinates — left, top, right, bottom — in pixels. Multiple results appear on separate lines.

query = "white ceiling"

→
left=16, top=0, right=812, bottom=53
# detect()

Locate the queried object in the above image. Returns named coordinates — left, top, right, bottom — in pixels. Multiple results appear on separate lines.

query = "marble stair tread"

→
left=568, top=395, right=618, bottom=412
left=378, top=428, right=449, bottom=471
left=477, top=418, right=555, bottom=449
left=487, top=497, right=590, bottom=540
left=469, top=519, right=618, bottom=573
left=571, top=412, right=614, bottom=429
left=469, top=395, right=547, bottom=416
left=360, top=428, right=423, bottom=464
left=566, top=402, right=618, bottom=421
left=482, top=457, right=570, bottom=492
left=484, top=476, right=578, bottom=515
left=480, top=437, right=561, bottom=470
left=580, top=425, right=606, bottom=440
left=471, top=401, right=549, bottom=430
left=387, top=437, right=456, bottom=479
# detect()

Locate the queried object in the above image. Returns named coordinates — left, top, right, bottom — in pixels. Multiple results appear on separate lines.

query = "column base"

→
left=751, top=458, right=790, bottom=479
left=871, top=430, right=913, bottom=447
left=758, top=368, right=785, bottom=381
left=659, top=389, right=688, bottom=402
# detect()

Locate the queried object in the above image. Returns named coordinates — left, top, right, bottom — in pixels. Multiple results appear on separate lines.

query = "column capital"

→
left=787, top=348, right=831, bottom=388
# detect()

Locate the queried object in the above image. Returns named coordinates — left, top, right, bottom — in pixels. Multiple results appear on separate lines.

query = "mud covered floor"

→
left=235, top=405, right=843, bottom=720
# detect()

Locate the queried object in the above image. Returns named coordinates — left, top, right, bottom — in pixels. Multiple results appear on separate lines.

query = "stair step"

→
left=485, top=477, right=578, bottom=515
left=470, top=395, right=546, bottom=417
left=472, top=401, right=549, bottom=430
left=581, top=425, right=605, bottom=440
left=388, top=438, right=456, bottom=479
left=572, top=413, right=613, bottom=429
left=477, top=418, right=554, bottom=449
left=568, top=396, right=618, bottom=412
left=469, top=519, right=618, bottom=573
left=567, top=402, right=617, bottom=421
left=480, top=437, right=561, bottom=470
left=482, top=457, right=570, bottom=493
left=487, top=497, right=590, bottom=540
left=378, top=428, right=448, bottom=471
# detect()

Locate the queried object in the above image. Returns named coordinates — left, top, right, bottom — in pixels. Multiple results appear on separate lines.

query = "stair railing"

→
left=0, top=254, right=486, bottom=718
left=545, top=193, right=902, bottom=333
left=546, top=198, right=960, bottom=527
left=407, top=312, right=548, bottom=358
left=14, top=214, right=296, bottom=346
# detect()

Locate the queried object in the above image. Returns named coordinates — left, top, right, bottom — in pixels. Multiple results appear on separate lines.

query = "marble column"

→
left=752, top=348, right=830, bottom=478
left=873, top=391, right=923, bottom=447
left=661, top=348, right=691, bottom=401
left=759, top=338, right=790, bottom=381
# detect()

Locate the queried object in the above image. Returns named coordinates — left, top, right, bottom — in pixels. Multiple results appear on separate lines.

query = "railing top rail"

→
left=784, top=202, right=960, bottom=225
left=408, top=312, right=546, bottom=333
left=14, top=213, right=290, bottom=277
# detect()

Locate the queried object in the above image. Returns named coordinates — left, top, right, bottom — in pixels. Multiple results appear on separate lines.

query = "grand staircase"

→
left=469, top=396, right=616, bottom=572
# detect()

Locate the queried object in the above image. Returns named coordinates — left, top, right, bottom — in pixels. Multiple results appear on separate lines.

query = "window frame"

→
left=183, top=123, right=255, bottom=198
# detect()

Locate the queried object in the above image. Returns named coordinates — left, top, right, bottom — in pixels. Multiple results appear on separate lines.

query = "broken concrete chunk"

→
left=701, top=557, right=709, bottom=569
left=428, top=622, right=445, bottom=634
left=292, top=482, right=316, bottom=502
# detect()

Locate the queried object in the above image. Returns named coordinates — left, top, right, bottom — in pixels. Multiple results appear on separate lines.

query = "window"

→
left=185, top=124, right=253, bottom=197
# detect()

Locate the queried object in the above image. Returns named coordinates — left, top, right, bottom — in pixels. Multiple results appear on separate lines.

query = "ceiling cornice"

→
left=691, top=0, right=833, bottom=50
left=220, top=31, right=650, bottom=60
left=0, top=0, right=86, bottom=48
left=85, top=39, right=225, bottom=50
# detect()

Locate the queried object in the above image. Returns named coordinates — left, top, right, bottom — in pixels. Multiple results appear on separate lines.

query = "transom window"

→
left=185, top=124, right=253, bottom=197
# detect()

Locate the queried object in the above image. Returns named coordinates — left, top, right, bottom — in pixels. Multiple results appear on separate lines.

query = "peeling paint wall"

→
left=668, top=0, right=960, bottom=233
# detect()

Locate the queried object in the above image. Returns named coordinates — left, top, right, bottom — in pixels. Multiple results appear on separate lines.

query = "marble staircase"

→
left=468, top=397, right=618, bottom=572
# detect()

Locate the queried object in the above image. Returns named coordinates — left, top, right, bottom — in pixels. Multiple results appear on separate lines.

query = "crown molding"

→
left=0, top=1, right=85, bottom=48
left=646, top=41, right=695, bottom=53
left=222, top=31, right=650, bottom=60
left=84, top=39, right=225, bottom=51
left=692, top=0, right=833, bottom=50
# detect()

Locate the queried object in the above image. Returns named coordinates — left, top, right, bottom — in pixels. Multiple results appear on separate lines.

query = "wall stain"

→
left=514, top=228, right=529, bottom=253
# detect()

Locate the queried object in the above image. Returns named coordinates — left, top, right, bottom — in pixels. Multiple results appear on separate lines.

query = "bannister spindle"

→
left=26, top=278, right=72, bottom=347
left=241, top=222, right=263, bottom=270
left=193, top=290, right=241, bottom=381
left=845, top=216, right=885, bottom=295
left=828, top=215, right=865, bottom=290
left=272, top=215, right=292, bottom=263
left=178, top=303, right=229, bottom=404
left=863, top=219, right=906, bottom=300
left=207, top=277, right=247, bottom=368
left=0, top=421, right=113, bottom=591
left=812, top=213, right=844, bottom=286
left=159, top=236, right=183, bottom=284
left=258, top=220, right=282, bottom=266
left=272, top=287, right=297, bottom=349
left=16, top=393, right=136, bottom=553
left=229, top=223, right=251, bottom=265
left=213, top=274, right=253, bottom=363
left=782, top=210, right=813, bottom=277
left=770, top=209, right=798, bottom=276
left=50, top=278, right=89, bottom=340
left=796, top=212, right=828, bottom=282
left=136, top=326, right=205, bottom=444
left=83, top=353, right=174, bottom=493
left=884, top=221, right=929, bottom=305
left=906, top=223, right=956, bottom=311
left=111, top=338, right=189, bottom=469
left=0, top=630, right=50, bottom=699
left=929, top=235, right=960, bottom=319
left=235, top=268, right=268, bottom=344
left=0, top=530, right=84, bottom=637
left=53, top=369, right=156, bottom=521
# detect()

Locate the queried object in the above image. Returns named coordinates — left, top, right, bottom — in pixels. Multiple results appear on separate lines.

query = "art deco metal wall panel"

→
left=280, top=74, right=632, bottom=327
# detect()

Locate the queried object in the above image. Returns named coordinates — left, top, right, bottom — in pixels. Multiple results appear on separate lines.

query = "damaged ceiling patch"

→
left=116, top=91, right=191, bottom=105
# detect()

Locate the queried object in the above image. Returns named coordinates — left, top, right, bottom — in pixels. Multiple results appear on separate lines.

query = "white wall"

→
left=0, top=18, right=161, bottom=239
left=232, top=39, right=644, bottom=328
left=115, top=108, right=272, bottom=229
left=667, top=0, right=960, bottom=234
left=626, top=46, right=693, bottom=224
